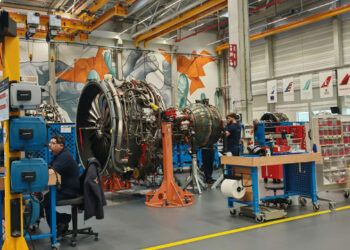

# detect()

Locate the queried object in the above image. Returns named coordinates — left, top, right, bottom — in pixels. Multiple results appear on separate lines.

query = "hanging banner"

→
left=337, top=68, right=350, bottom=96
left=283, top=77, right=294, bottom=102
left=300, top=74, right=313, bottom=100
left=267, top=80, right=277, bottom=103
left=319, top=71, right=333, bottom=98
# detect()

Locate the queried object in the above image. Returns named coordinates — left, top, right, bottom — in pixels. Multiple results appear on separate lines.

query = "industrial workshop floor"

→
left=32, top=171, right=350, bottom=250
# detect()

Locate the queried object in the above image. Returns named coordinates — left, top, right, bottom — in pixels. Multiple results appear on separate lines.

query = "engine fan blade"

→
left=92, top=93, right=102, bottom=118
left=88, top=117, right=97, bottom=124
left=90, top=133, right=109, bottom=159
left=103, top=132, right=111, bottom=140
left=88, top=108, right=99, bottom=122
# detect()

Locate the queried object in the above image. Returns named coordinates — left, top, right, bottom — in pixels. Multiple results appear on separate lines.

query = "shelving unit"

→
left=312, top=115, right=350, bottom=191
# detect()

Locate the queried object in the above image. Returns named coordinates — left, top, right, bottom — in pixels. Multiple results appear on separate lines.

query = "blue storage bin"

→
left=10, top=117, right=47, bottom=152
left=10, top=158, right=48, bottom=193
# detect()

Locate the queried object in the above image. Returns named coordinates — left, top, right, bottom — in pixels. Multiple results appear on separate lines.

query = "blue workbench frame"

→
left=0, top=185, right=59, bottom=248
left=227, top=160, right=318, bottom=216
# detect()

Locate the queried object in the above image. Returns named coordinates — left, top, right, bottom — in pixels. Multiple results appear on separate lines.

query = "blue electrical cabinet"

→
left=10, top=117, right=47, bottom=152
left=10, top=158, right=49, bottom=193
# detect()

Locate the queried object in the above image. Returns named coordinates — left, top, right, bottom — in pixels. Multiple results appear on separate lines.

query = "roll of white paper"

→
left=220, top=179, right=246, bottom=199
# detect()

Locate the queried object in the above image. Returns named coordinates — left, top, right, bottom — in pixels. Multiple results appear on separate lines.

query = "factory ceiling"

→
left=0, top=0, right=345, bottom=46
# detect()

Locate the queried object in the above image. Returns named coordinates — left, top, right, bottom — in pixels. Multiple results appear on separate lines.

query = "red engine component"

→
left=101, top=173, right=132, bottom=193
left=164, top=109, right=176, bottom=120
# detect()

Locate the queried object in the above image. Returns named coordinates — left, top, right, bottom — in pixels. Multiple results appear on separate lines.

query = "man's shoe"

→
left=57, top=223, right=69, bottom=237
left=205, top=178, right=216, bottom=185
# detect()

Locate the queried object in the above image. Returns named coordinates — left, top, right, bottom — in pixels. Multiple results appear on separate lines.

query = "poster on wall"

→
left=283, top=77, right=294, bottom=102
left=267, top=80, right=277, bottom=103
left=300, top=74, right=313, bottom=100
left=319, top=71, right=333, bottom=98
left=337, top=68, right=350, bottom=96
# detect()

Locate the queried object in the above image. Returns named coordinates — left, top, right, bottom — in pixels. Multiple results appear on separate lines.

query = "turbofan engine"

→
left=76, top=78, right=223, bottom=179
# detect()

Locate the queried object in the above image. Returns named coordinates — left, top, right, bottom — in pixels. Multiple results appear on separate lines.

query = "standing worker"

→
left=42, top=135, right=80, bottom=235
left=225, top=113, right=241, bottom=156
left=201, top=145, right=216, bottom=184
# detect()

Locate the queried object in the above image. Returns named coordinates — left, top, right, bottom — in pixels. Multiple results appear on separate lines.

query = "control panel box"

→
left=10, top=116, right=47, bottom=152
left=10, top=83, right=42, bottom=110
left=27, top=12, right=40, bottom=26
left=10, top=158, right=48, bottom=193
left=49, top=15, right=61, bottom=28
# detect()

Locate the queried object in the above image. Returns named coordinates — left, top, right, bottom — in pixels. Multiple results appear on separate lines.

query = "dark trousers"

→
left=229, top=146, right=240, bottom=156
left=42, top=189, right=77, bottom=227
left=202, top=148, right=215, bottom=180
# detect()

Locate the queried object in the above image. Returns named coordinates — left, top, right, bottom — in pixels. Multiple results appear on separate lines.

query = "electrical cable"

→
left=26, top=183, right=36, bottom=250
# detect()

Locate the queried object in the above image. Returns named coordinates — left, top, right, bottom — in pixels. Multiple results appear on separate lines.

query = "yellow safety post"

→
left=2, top=36, right=28, bottom=250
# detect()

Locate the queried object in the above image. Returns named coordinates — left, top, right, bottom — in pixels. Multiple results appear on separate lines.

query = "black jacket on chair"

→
left=80, top=157, right=106, bottom=221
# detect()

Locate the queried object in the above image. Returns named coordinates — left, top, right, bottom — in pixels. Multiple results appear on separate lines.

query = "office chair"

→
left=56, top=189, right=98, bottom=247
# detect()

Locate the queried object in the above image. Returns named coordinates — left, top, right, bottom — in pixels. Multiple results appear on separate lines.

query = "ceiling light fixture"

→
left=120, top=0, right=184, bottom=36
left=206, top=37, right=228, bottom=46
left=188, top=22, right=206, bottom=31
left=65, top=0, right=76, bottom=13
left=165, top=35, right=177, bottom=41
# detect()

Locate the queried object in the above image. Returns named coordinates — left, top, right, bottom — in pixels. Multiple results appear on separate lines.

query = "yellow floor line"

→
left=141, top=205, right=350, bottom=250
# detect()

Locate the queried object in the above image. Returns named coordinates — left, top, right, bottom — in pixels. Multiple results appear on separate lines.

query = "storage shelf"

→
left=314, top=116, right=350, bottom=188
left=323, top=168, right=347, bottom=173
left=320, top=144, right=344, bottom=147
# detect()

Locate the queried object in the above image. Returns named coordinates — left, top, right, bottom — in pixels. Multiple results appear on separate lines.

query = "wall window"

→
left=296, top=112, right=309, bottom=122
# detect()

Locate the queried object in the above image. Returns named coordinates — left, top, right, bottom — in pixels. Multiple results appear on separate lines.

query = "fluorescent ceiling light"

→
left=165, top=35, right=177, bottom=41
left=206, top=37, right=227, bottom=46
left=220, top=12, right=228, bottom=18
left=189, top=22, right=205, bottom=31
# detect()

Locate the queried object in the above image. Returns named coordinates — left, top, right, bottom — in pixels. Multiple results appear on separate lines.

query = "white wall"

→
left=249, top=13, right=350, bottom=121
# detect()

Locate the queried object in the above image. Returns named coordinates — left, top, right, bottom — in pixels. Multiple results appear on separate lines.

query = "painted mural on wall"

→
left=19, top=42, right=115, bottom=122
left=55, top=47, right=115, bottom=122
left=122, top=49, right=172, bottom=108
left=176, top=50, right=218, bottom=109
left=19, top=41, right=172, bottom=121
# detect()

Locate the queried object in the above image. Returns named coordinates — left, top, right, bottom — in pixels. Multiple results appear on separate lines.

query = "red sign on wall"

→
left=229, top=44, right=237, bottom=67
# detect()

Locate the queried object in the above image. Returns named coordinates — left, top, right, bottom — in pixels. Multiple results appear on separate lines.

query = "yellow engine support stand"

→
left=2, top=36, right=29, bottom=250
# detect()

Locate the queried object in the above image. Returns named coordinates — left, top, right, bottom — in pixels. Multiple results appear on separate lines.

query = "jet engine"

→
left=76, top=78, right=223, bottom=179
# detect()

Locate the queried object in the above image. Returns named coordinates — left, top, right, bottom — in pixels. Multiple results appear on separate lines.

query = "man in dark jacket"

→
left=42, top=135, right=80, bottom=234
left=225, top=113, right=241, bottom=156
left=81, top=157, right=106, bottom=220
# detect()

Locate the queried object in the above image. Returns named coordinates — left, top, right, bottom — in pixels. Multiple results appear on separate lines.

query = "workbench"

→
left=0, top=172, right=61, bottom=248
left=221, top=153, right=321, bottom=222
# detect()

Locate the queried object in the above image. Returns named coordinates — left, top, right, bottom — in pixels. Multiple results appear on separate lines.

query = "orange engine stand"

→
left=145, top=122, right=194, bottom=207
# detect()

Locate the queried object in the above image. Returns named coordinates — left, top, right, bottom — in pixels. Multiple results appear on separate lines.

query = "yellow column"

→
left=2, top=36, right=28, bottom=250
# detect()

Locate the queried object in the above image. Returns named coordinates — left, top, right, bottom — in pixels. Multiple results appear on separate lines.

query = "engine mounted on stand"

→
left=76, top=78, right=224, bottom=190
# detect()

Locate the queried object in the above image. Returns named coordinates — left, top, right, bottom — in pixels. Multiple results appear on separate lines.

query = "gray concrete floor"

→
left=32, top=172, right=350, bottom=250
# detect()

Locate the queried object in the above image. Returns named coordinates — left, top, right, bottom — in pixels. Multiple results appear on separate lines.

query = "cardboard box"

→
left=48, top=172, right=61, bottom=186
left=242, top=190, right=253, bottom=202
left=0, top=177, right=3, bottom=191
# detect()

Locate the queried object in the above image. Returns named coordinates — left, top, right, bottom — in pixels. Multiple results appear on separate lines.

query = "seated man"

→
left=42, top=135, right=80, bottom=234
